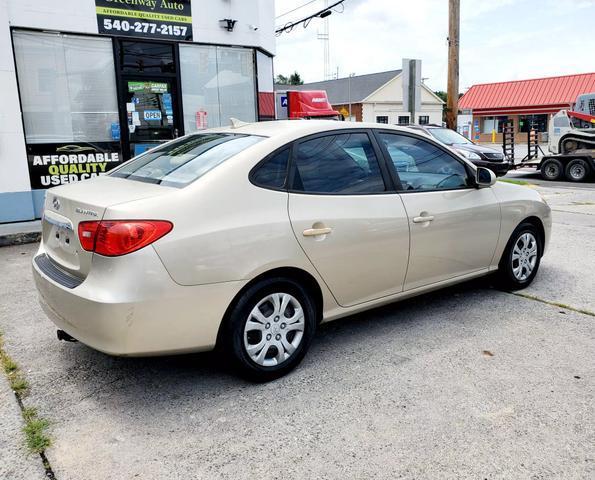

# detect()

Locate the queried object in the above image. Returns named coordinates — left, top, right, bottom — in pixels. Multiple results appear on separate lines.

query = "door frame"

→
left=112, top=38, right=185, bottom=161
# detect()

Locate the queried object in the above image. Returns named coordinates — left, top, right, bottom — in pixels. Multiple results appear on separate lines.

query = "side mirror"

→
left=476, top=167, right=496, bottom=188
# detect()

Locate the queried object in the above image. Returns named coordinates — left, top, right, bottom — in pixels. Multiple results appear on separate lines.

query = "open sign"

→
left=144, top=110, right=162, bottom=121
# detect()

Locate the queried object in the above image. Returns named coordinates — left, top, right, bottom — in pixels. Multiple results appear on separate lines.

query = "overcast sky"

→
left=273, top=0, right=595, bottom=93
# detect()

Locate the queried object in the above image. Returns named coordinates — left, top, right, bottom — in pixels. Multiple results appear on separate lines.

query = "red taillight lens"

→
left=78, top=220, right=173, bottom=256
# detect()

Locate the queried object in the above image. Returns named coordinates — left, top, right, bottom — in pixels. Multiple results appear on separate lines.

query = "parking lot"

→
left=1, top=178, right=594, bottom=480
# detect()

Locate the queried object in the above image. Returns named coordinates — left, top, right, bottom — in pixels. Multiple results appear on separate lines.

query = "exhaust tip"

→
left=56, top=329, right=78, bottom=342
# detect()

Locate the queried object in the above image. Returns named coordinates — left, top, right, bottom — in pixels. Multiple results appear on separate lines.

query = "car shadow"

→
left=51, top=275, right=501, bottom=414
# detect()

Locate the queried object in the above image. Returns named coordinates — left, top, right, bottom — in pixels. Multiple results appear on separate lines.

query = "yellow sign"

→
left=339, top=107, right=349, bottom=117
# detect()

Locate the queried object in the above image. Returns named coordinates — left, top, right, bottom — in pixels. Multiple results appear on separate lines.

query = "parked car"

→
left=32, top=121, right=551, bottom=381
left=408, top=124, right=511, bottom=176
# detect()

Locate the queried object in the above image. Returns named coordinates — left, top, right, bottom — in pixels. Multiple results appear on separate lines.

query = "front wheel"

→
left=220, top=277, right=317, bottom=381
left=496, top=223, right=542, bottom=290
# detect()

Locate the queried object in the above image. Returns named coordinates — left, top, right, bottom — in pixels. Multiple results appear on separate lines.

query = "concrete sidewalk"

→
left=0, top=220, right=41, bottom=247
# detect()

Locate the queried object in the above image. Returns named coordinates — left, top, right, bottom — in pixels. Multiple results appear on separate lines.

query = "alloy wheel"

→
left=511, top=232, right=538, bottom=281
left=243, top=293, right=305, bottom=367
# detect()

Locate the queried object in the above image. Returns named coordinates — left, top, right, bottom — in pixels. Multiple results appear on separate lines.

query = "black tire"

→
left=540, top=158, right=564, bottom=181
left=496, top=222, right=542, bottom=291
left=565, top=158, right=590, bottom=182
left=219, top=277, right=317, bottom=382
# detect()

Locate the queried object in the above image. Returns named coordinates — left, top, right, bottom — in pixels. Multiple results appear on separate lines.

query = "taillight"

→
left=78, top=220, right=173, bottom=256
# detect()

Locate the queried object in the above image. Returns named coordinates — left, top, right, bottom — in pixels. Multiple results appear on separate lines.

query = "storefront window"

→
left=180, top=45, right=256, bottom=132
left=119, top=41, right=175, bottom=74
left=256, top=51, right=274, bottom=121
left=13, top=31, right=120, bottom=144
left=519, top=114, right=548, bottom=132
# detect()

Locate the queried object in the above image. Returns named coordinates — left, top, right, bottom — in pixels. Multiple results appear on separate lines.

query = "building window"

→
left=13, top=31, right=120, bottom=144
left=519, top=114, right=548, bottom=133
left=119, top=41, right=175, bottom=74
left=180, top=45, right=256, bottom=132
left=418, top=115, right=429, bottom=125
left=398, top=116, right=409, bottom=125
left=376, top=116, right=389, bottom=124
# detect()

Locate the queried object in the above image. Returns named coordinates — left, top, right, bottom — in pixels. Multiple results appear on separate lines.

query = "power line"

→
left=275, top=0, right=345, bottom=35
left=276, top=0, right=319, bottom=19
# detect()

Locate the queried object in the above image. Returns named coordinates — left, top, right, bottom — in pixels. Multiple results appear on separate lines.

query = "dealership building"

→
left=0, top=0, right=275, bottom=223
left=457, top=72, right=595, bottom=143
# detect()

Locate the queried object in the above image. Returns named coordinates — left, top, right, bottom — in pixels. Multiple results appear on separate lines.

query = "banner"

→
left=26, top=142, right=123, bottom=189
left=95, top=0, right=192, bottom=41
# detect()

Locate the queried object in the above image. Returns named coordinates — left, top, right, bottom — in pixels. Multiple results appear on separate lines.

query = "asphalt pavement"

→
left=0, top=180, right=593, bottom=480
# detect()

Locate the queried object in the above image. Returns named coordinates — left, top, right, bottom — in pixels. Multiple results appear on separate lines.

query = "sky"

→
left=273, top=0, right=595, bottom=93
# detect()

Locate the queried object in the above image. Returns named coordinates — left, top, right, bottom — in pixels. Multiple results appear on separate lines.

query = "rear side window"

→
left=111, top=133, right=263, bottom=188
left=291, top=133, right=386, bottom=194
left=251, top=148, right=289, bottom=189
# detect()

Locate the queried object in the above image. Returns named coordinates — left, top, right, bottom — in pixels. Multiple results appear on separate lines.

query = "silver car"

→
left=32, top=121, right=551, bottom=380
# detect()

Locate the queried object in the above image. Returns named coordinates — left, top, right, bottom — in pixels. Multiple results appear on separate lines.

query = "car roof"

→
left=205, top=120, right=423, bottom=139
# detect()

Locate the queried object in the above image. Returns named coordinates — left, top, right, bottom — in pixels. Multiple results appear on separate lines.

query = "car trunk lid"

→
left=41, top=176, right=173, bottom=279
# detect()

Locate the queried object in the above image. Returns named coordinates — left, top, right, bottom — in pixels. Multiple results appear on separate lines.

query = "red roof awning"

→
left=459, top=73, right=595, bottom=114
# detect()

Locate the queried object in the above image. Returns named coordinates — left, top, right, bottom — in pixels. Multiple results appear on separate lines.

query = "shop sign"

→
left=95, top=0, right=193, bottom=41
left=26, top=142, right=123, bottom=189
left=128, top=81, right=168, bottom=93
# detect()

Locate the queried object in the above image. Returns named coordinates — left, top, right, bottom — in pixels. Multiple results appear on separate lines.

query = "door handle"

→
left=303, top=227, right=332, bottom=236
left=412, top=215, right=435, bottom=223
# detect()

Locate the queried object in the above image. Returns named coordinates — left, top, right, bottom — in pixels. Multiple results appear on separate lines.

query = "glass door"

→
left=124, top=78, right=179, bottom=157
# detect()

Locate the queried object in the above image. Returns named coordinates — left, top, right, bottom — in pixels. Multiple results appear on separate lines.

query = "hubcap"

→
left=511, top=232, right=538, bottom=281
left=546, top=164, right=559, bottom=177
left=569, top=164, right=585, bottom=180
left=243, top=293, right=305, bottom=367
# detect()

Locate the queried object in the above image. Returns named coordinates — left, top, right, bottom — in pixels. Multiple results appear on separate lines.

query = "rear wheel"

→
left=565, top=158, right=590, bottom=182
left=496, top=222, right=542, bottom=290
left=220, top=277, right=316, bottom=381
left=540, top=158, right=563, bottom=181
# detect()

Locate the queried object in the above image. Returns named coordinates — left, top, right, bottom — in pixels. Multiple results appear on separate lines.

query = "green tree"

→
left=288, top=71, right=304, bottom=85
left=275, top=74, right=289, bottom=85
left=276, top=72, right=304, bottom=85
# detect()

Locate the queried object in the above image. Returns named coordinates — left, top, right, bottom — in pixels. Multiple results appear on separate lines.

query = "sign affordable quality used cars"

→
left=95, top=0, right=193, bottom=41
left=26, top=142, right=123, bottom=188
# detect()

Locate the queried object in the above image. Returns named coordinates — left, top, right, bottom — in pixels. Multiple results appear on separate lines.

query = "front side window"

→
left=378, top=133, right=470, bottom=191
left=291, top=133, right=386, bottom=194
left=111, top=133, right=263, bottom=187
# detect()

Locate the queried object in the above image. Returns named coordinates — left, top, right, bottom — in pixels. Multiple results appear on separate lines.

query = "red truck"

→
left=275, top=90, right=341, bottom=120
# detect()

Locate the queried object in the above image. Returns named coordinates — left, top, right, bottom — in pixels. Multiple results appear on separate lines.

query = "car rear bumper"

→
left=32, top=244, right=245, bottom=356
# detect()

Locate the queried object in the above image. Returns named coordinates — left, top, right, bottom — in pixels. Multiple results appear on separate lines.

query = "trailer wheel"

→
left=540, top=158, right=563, bottom=181
left=565, top=158, right=590, bottom=182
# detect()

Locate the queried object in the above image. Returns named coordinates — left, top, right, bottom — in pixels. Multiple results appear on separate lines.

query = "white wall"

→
left=362, top=74, right=443, bottom=125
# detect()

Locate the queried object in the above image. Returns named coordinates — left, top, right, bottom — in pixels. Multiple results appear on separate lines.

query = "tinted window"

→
left=292, top=133, right=385, bottom=194
left=252, top=148, right=289, bottom=189
left=378, top=133, right=470, bottom=191
left=111, top=133, right=263, bottom=187
left=119, top=41, right=175, bottom=73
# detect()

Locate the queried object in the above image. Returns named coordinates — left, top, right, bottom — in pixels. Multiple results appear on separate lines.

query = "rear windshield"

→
left=110, top=133, right=264, bottom=187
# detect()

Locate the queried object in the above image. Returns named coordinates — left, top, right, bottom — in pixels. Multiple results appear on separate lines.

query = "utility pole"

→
left=446, top=0, right=460, bottom=130
left=348, top=72, right=355, bottom=121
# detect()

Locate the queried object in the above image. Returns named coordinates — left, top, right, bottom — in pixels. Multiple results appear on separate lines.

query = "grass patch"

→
left=23, top=415, right=51, bottom=453
left=0, top=330, right=52, bottom=454
left=498, top=178, right=532, bottom=186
